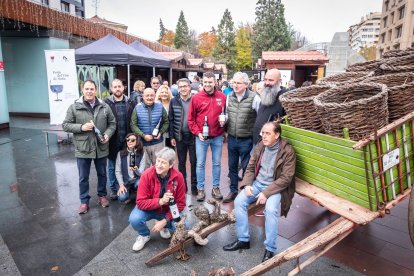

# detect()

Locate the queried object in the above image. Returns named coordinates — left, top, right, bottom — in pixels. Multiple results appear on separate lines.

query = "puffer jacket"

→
left=63, top=96, right=116, bottom=159
left=240, top=137, right=296, bottom=217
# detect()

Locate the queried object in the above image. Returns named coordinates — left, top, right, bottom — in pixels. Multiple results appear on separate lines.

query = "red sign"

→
left=0, top=61, right=4, bottom=71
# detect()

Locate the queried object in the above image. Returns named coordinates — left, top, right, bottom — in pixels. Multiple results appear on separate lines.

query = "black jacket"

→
left=168, top=96, right=191, bottom=141
left=253, top=87, right=287, bottom=144
left=104, top=95, right=136, bottom=160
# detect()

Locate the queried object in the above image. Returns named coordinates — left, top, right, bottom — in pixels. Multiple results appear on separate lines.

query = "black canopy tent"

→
left=75, top=34, right=171, bottom=95
left=129, top=40, right=172, bottom=84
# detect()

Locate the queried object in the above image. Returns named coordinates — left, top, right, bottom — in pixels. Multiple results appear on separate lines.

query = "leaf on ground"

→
left=51, top=266, right=59, bottom=272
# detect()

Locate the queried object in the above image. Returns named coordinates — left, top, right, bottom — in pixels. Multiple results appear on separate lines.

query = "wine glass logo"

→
left=50, top=80, right=63, bottom=101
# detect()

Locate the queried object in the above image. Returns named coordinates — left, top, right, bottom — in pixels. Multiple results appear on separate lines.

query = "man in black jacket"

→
left=104, top=79, right=136, bottom=200
left=253, top=69, right=287, bottom=145
left=169, top=78, right=197, bottom=195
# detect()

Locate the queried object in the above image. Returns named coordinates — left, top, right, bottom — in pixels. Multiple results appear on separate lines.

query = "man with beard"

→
left=253, top=69, right=287, bottom=145
left=104, top=79, right=136, bottom=200
left=188, top=72, right=226, bottom=202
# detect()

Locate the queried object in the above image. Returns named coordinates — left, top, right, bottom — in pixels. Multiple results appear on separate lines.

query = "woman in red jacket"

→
left=128, top=147, right=186, bottom=252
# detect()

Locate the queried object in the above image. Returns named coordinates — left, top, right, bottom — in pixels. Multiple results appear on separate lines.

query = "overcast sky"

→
left=85, top=0, right=383, bottom=44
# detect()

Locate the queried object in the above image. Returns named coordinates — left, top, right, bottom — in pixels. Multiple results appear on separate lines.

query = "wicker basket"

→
left=375, top=63, right=414, bottom=75
left=388, top=81, right=414, bottom=122
left=383, top=47, right=414, bottom=58
left=279, top=85, right=334, bottom=133
left=313, top=82, right=388, bottom=140
left=346, top=60, right=382, bottom=72
left=317, top=71, right=371, bottom=85
left=362, top=73, right=414, bottom=122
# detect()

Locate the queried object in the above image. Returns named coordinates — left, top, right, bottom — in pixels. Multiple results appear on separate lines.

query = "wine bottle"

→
left=167, top=190, right=181, bottom=222
left=202, top=116, right=209, bottom=140
left=219, top=107, right=225, bottom=128
left=152, top=117, right=162, bottom=137
left=94, top=127, right=104, bottom=143
left=129, top=151, right=136, bottom=168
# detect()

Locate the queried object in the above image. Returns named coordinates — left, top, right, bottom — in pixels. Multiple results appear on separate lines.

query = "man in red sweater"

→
left=128, top=147, right=186, bottom=252
left=188, top=72, right=227, bottom=202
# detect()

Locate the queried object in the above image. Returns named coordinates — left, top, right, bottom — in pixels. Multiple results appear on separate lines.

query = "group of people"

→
left=62, top=68, right=296, bottom=263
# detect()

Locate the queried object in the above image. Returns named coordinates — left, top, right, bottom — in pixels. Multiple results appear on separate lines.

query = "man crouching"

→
left=129, top=147, right=186, bottom=252
left=223, top=122, right=296, bottom=263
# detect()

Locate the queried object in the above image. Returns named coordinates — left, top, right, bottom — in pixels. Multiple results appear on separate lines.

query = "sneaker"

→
left=98, top=196, right=110, bottom=208
left=197, top=189, right=205, bottom=202
left=211, top=187, right=223, bottom=200
left=109, top=191, right=118, bottom=201
left=160, top=228, right=171, bottom=239
left=78, top=203, right=89, bottom=214
left=132, top=235, right=150, bottom=252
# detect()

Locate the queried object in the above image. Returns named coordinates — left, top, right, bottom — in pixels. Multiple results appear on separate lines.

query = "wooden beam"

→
left=295, top=178, right=379, bottom=225
left=240, top=217, right=356, bottom=276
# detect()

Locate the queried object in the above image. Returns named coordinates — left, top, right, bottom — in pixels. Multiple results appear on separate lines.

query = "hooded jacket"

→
left=240, top=137, right=296, bottom=217
left=63, top=96, right=116, bottom=159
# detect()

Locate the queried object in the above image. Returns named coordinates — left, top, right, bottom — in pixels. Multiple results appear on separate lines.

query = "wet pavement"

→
left=0, top=116, right=413, bottom=275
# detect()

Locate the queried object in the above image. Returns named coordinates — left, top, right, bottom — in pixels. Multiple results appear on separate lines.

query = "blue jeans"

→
left=234, top=180, right=281, bottom=253
left=128, top=206, right=188, bottom=237
left=195, top=135, right=223, bottom=190
left=227, top=135, right=253, bottom=193
left=77, top=157, right=108, bottom=204
left=107, top=158, right=118, bottom=193
left=118, top=178, right=140, bottom=203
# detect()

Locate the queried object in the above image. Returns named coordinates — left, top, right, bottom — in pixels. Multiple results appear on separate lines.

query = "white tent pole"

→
left=127, top=64, right=131, bottom=97
left=169, top=67, right=172, bottom=85
left=153, top=67, right=155, bottom=77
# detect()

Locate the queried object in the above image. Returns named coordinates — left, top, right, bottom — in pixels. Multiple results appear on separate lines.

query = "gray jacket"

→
left=62, top=96, right=116, bottom=159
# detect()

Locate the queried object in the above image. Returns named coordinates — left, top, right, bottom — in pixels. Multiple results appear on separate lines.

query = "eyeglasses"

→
left=152, top=82, right=159, bottom=85
left=178, top=85, right=189, bottom=89
left=234, top=81, right=247, bottom=85
left=126, top=138, right=136, bottom=142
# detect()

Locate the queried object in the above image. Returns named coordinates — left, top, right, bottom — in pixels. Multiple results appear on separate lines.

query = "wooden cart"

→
left=146, top=111, right=414, bottom=275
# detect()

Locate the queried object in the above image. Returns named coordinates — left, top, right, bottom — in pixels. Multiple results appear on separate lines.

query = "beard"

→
left=260, top=84, right=281, bottom=106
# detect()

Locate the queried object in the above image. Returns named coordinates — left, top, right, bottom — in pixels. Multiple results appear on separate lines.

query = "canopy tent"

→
left=75, top=34, right=148, bottom=66
left=129, top=41, right=171, bottom=68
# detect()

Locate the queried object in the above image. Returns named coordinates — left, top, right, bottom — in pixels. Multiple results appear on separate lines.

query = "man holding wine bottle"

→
left=223, top=72, right=258, bottom=203
left=188, top=72, right=227, bottom=202
left=128, top=147, right=186, bottom=252
left=62, top=80, right=116, bottom=214
left=130, top=88, right=169, bottom=168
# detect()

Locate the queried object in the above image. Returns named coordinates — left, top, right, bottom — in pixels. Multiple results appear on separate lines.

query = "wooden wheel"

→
left=408, top=189, right=414, bottom=246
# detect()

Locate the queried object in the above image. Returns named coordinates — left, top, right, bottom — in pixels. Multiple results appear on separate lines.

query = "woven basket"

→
left=388, top=81, right=414, bottom=122
left=317, top=71, right=370, bottom=85
left=279, top=85, right=334, bottom=133
left=383, top=47, right=414, bottom=58
left=362, top=73, right=414, bottom=122
left=346, top=60, right=382, bottom=72
left=313, top=82, right=388, bottom=140
left=375, top=63, right=414, bottom=75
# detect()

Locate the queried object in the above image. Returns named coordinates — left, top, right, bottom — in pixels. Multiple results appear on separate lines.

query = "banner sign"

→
left=45, top=50, right=79, bottom=125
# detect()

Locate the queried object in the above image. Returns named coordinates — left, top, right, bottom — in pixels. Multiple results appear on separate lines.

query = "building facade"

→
left=30, top=0, right=85, bottom=18
left=377, top=0, right=414, bottom=57
left=348, top=12, right=381, bottom=50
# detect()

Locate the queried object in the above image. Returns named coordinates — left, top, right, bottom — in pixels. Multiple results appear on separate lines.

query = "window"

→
left=390, top=12, right=394, bottom=24
left=385, top=1, right=389, bottom=11
left=383, top=16, right=388, bottom=28
left=75, top=7, right=84, bottom=17
left=394, top=43, right=400, bottom=50
left=399, top=5, right=405, bottom=20
left=396, top=25, right=403, bottom=38
left=61, top=1, right=70, bottom=13
left=379, top=49, right=384, bottom=58
left=41, top=0, right=49, bottom=5
left=388, top=30, right=392, bottom=41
